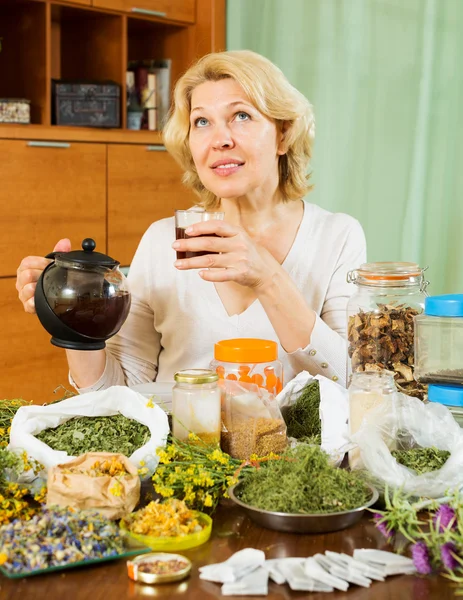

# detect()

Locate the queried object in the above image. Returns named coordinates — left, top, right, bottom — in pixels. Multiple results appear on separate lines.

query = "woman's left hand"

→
left=172, top=219, right=280, bottom=289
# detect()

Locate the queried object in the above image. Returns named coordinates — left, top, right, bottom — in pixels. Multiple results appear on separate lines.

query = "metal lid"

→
left=347, top=262, right=428, bottom=290
left=428, top=384, right=463, bottom=407
left=425, top=294, right=463, bottom=317
left=46, top=238, right=119, bottom=267
left=174, top=369, right=218, bottom=384
left=127, top=552, right=191, bottom=584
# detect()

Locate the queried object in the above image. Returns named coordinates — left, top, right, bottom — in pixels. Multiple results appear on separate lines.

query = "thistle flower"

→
left=412, top=541, right=432, bottom=575
left=433, top=504, right=456, bottom=532
left=373, top=513, right=395, bottom=540
left=440, top=542, right=459, bottom=571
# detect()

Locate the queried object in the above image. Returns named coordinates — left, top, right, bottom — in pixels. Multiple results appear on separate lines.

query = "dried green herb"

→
left=391, top=447, right=450, bottom=475
left=36, top=414, right=150, bottom=456
left=238, top=444, right=370, bottom=514
left=283, top=380, right=321, bottom=444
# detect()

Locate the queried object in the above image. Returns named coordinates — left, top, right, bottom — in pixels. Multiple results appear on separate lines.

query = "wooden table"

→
left=0, top=505, right=456, bottom=600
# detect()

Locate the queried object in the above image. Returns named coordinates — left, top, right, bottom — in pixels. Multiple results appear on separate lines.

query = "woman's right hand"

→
left=16, top=238, right=71, bottom=314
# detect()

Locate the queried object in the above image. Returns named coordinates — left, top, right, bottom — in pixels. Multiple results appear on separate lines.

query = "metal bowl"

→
left=228, top=483, right=379, bottom=534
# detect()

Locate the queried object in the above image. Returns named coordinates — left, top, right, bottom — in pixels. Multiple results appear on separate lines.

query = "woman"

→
left=16, top=50, right=366, bottom=391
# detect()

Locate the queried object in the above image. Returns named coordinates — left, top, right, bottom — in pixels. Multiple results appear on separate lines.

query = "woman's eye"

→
left=235, top=111, right=250, bottom=122
left=194, top=117, right=209, bottom=127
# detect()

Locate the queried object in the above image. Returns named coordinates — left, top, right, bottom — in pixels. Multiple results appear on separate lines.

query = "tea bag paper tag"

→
left=221, top=567, right=269, bottom=596
left=199, top=548, right=265, bottom=583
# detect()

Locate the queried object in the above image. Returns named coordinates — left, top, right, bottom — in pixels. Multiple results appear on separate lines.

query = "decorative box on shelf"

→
left=0, top=99, right=30, bottom=124
left=52, top=80, right=121, bottom=128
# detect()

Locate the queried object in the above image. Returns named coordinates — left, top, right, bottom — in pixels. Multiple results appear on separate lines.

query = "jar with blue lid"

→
left=428, top=384, right=463, bottom=428
left=414, top=294, right=463, bottom=386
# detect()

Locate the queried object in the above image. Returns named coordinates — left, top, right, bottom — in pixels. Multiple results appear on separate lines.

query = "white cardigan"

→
left=74, top=201, right=366, bottom=392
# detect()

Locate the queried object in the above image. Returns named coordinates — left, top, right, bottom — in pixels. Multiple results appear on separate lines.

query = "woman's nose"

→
left=212, top=124, right=234, bottom=149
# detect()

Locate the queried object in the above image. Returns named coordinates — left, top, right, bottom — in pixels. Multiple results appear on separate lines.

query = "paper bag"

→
left=46, top=452, right=141, bottom=519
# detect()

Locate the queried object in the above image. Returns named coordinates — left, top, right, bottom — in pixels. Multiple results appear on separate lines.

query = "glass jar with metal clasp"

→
left=346, top=262, right=429, bottom=400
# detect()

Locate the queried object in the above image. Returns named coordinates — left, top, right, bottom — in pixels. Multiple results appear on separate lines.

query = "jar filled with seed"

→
left=346, top=262, right=428, bottom=400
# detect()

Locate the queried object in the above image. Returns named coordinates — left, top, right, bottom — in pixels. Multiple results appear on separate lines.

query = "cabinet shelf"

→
left=0, top=124, right=164, bottom=145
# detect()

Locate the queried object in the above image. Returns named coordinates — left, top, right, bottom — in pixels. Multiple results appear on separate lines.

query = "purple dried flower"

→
left=373, top=513, right=395, bottom=540
left=441, top=542, right=459, bottom=571
left=433, top=505, right=456, bottom=532
left=412, top=541, right=433, bottom=575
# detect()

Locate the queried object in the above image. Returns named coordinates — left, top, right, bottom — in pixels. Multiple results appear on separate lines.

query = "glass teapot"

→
left=34, top=238, right=131, bottom=350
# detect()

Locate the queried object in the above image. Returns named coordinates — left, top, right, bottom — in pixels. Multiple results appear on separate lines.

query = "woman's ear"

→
left=277, top=121, right=290, bottom=155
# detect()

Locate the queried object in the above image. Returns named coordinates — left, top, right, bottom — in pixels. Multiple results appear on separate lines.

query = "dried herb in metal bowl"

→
left=237, top=445, right=370, bottom=514
left=391, top=447, right=450, bottom=475
left=36, top=414, right=150, bottom=456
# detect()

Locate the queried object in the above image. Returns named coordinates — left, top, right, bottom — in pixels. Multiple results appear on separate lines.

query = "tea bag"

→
left=276, top=558, right=333, bottom=592
left=221, top=567, right=269, bottom=596
left=304, top=557, right=349, bottom=592
left=199, top=548, right=265, bottom=583
left=334, top=552, right=385, bottom=581
left=353, top=549, right=416, bottom=575
left=263, top=559, right=286, bottom=585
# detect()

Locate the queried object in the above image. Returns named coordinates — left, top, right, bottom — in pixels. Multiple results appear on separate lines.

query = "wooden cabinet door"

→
left=0, top=278, right=72, bottom=404
left=108, top=144, right=196, bottom=266
left=0, top=140, right=106, bottom=278
left=93, top=0, right=195, bottom=24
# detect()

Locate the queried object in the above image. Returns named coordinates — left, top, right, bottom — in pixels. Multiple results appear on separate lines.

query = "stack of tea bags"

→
left=199, top=547, right=416, bottom=596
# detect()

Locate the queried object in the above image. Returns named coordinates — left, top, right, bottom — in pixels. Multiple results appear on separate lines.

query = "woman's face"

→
left=188, top=78, right=284, bottom=200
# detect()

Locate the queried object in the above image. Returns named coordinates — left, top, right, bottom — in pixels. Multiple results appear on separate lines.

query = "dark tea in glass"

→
left=174, top=209, right=224, bottom=260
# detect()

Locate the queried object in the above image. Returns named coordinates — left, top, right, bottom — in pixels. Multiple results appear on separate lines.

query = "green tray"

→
left=0, top=545, right=151, bottom=579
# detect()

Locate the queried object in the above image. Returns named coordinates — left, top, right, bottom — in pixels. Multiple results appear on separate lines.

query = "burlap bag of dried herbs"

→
left=47, top=452, right=140, bottom=519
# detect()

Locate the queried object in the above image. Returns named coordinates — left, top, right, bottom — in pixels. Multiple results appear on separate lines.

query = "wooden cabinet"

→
left=0, top=140, right=106, bottom=278
left=92, top=0, right=196, bottom=24
left=108, top=144, right=196, bottom=265
left=0, top=0, right=225, bottom=403
left=0, top=279, right=71, bottom=403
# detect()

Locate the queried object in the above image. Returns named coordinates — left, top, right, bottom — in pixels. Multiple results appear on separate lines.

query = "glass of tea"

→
left=175, top=209, right=224, bottom=260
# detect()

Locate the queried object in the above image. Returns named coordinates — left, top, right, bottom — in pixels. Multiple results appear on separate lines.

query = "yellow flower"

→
left=110, top=481, right=123, bottom=497
left=204, top=494, right=213, bottom=507
left=139, top=460, right=145, bottom=466
left=146, top=398, right=154, bottom=408
left=0, top=553, right=8, bottom=565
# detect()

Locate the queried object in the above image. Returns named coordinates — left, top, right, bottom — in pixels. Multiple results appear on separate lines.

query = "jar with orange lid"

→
left=346, top=262, right=429, bottom=400
left=210, top=338, right=283, bottom=396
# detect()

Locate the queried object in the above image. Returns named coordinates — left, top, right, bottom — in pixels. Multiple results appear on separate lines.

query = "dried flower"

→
left=441, top=542, right=459, bottom=571
left=374, top=513, right=395, bottom=540
left=434, top=504, right=456, bottom=532
left=412, top=541, right=433, bottom=575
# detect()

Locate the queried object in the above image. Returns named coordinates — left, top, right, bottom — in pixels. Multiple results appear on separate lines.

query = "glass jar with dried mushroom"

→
left=346, top=262, right=428, bottom=400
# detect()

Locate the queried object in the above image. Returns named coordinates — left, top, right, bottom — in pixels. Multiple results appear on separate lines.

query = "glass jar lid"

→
left=428, top=384, right=463, bottom=407
left=214, top=338, right=278, bottom=363
left=347, top=262, right=428, bottom=289
left=174, top=369, right=218, bottom=384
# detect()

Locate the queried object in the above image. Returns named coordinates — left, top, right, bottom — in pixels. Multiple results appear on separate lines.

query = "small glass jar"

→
left=172, top=369, right=221, bottom=446
left=210, top=338, right=283, bottom=395
left=428, top=384, right=463, bottom=429
left=415, top=294, right=463, bottom=385
left=348, top=370, right=397, bottom=469
left=346, top=262, right=428, bottom=399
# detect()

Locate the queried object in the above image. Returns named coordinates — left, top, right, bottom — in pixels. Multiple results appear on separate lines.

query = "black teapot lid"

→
left=46, top=238, right=119, bottom=267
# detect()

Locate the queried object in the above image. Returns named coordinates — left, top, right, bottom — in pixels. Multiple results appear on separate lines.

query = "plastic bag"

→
left=46, top=452, right=141, bottom=520
left=220, top=380, right=287, bottom=459
left=9, top=385, right=169, bottom=478
left=350, top=393, right=463, bottom=497
left=277, top=371, right=349, bottom=464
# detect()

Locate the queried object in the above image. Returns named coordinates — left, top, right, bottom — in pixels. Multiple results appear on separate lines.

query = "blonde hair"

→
left=163, top=50, right=315, bottom=209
